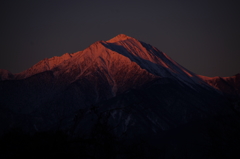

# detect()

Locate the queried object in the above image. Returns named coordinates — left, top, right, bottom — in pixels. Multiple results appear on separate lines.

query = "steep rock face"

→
left=51, top=41, right=157, bottom=91
left=104, top=34, right=198, bottom=83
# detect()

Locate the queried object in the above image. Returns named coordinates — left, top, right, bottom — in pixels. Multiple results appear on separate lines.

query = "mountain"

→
left=0, top=34, right=240, bottom=158
left=0, top=69, right=14, bottom=81
left=199, top=74, right=240, bottom=97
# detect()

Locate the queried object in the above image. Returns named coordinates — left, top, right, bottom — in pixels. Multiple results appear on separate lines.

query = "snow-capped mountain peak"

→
left=8, top=34, right=195, bottom=84
left=0, top=34, right=238, bottom=92
left=0, top=35, right=240, bottom=158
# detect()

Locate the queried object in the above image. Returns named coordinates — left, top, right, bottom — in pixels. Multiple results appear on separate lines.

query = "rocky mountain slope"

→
left=0, top=34, right=239, bottom=158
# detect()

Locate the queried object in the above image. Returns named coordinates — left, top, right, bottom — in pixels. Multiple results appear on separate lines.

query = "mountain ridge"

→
left=0, top=34, right=239, bottom=97
left=1, top=35, right=198, bottom=83
left=1, top=34, right=238, bottom=82
left=0, top=34, right=240, bottom=158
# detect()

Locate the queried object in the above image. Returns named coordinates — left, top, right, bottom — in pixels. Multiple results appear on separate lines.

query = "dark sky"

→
left=0, top=0, right=239, bottom=77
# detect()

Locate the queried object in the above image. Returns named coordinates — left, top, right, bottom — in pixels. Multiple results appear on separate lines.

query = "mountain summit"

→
left=107, top=34, right=132, bottom=42
left=5, top=34, right=197, bottom=84
left=0, top=35, right=240, bottom=158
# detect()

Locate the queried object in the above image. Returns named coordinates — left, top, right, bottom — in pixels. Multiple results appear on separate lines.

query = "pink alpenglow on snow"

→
left=0, top=34, right=239, bottom=94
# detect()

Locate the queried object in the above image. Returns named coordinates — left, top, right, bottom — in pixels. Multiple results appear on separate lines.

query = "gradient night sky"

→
left=1, top=0, right=239, bottom=77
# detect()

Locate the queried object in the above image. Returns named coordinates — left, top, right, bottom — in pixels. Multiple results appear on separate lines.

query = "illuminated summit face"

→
left=4, top=34, right=196, bottom=82
left=0, top=34, right=239, bottom=95
left=1, top=34, right=239, bottom=93
left=106, top=34, right=130, bottom=42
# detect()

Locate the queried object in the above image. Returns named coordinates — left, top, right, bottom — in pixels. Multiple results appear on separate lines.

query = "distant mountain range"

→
left=0, top=34, right=239, bottom=158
